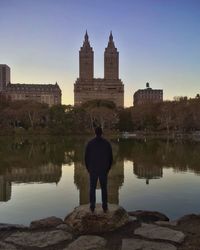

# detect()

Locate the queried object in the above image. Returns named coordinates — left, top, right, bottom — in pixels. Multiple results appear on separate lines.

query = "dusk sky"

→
left=0, top=0, right=200, bottom=107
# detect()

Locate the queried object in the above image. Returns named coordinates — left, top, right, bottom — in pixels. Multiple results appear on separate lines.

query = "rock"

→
left=64, top=235, right=107, bottom=250
left=64, top=203, right=130, bottom=234
left=134, top=223, right=185, bottom=243
left=128, top=210, right=169, bottom=222
left=30, top=216, right=63, bottom=229
left=56, top=223, right=73, bottom=232
left=121, top=239, right=177, bottom=250
left=0, top=223, right=26, bottom=231
left=5, top=230, right=73, bottom=248
left=155, top=220, right=177, bottom=226
left=177, top=214, right=200, bottom=225
left=129, top=216, right=137, bottom=222
left=176, top=213, right=200, bottom=235
left=0, top=241, right=17, bottom=250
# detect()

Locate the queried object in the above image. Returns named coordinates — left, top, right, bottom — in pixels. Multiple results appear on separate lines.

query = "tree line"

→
left=1, top=93, right=200, bottom=135
left=0, top=95, right=119, bottom=135
left=119, top=96, right=200, bottom=133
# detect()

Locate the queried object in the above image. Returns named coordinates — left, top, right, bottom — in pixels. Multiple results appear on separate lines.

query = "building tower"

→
left=104, top=32, right=119, bottom=80
left=74, top=32, right=124, bottom=107
left=0, top=64, right=10, bottom=91
left=79, top=31, right=94, bottom=80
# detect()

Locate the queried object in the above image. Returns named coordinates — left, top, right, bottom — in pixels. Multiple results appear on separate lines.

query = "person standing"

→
left=84, top=127, right=113, bottom=212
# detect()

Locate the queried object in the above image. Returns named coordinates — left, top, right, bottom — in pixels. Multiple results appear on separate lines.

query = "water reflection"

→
left=74, top=159, right=124, bottom=205
left=73, top=140, right=124, bottom=204
left=118, top=139, right=200, bottom=177
left=1, top=137, right=200, bottom=204
left=0, top=176, right=11, bottom=202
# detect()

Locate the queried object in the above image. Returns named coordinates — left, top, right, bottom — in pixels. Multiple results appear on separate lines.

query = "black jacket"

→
left=84, top=136, right=113, bottom=174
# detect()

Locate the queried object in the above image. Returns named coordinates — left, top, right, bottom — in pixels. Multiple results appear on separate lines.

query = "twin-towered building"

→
left=74, top=32, right=124, bottom=107
left=1, top=33, right=164, bottom=108
left=74, top=32, right=164, bottom=108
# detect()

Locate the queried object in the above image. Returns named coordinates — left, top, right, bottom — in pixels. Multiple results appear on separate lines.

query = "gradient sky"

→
left=0, top=0, right=200, bottom=107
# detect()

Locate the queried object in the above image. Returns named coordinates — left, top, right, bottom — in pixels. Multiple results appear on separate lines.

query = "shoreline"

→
left=0, top=207, right=199, bottom=250
left=1, top=131, right=200, bottom=140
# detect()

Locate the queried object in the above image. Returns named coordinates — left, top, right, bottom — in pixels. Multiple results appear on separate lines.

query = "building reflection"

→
left=2, top=137, right=200, bottom=204
left=74, top=160, right=124, bottom=205
left=133, top=162, right=163, bottom=184
left=0, top=176, right=11, bottom=202
left=74, top=159, right=124, bottom=205
left=5, top=163, right=61, bottom=184
left=0, top=163, right=61, bottom=202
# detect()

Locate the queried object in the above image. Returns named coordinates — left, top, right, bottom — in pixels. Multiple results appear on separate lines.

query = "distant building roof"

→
left=5, top=83, right=61, bottom=92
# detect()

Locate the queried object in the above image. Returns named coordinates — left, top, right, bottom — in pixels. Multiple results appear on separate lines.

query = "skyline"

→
left=0, top=0, right=200, bottom=107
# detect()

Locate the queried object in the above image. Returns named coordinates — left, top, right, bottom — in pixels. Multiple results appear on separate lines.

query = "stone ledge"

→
left=134, top=223, right=185, bottom=243
left=5, top=230, right=73, bottom=248
left=30, top=216, right=63, bottom=229
left=122, top=238, right=177, bottom=250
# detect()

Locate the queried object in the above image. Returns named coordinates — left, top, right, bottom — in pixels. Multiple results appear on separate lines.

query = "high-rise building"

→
left=79, top=31, right=94, bottom=80
left=74, top=32, right=124, bottom=107
left=0, top=64, right=10, bottom=91
left=134, top=82, right=163, bottom=106
left=0, top=65, right=61, bottom=106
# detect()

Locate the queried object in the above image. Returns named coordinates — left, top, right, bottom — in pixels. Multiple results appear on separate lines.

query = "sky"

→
left=0, top=0, right=200, bottom=107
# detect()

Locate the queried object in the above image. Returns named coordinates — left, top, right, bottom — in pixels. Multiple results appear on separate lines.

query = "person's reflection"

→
left=74, top=159, right=124, bottom=205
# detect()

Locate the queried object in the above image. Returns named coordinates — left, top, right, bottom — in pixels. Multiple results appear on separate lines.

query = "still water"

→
left=0, top=136, right=200, bottom=225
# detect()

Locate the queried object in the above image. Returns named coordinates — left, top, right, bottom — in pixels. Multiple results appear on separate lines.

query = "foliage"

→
left=1, top=96, right=200, bottom=135
left=117, top=97, right=200, bottom=133
left=82, top=99, right=118, bottom=130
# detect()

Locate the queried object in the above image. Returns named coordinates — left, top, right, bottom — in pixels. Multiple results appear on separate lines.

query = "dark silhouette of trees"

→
left=82, top=99, right=118, bottom=130
left=1, top=96, right=200, bottom=135
left=117, top=97, right=200, bottom=133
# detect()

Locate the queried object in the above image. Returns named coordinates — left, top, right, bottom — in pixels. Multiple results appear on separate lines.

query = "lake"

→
left=0, top=136, right=200, bottom=225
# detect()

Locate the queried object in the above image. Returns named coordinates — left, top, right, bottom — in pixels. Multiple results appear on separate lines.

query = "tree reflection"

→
left=0, top=137, right=200, bottom=202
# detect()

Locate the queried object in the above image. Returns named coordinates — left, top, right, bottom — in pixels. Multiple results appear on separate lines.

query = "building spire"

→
left=104, top=31, right=119, bottom=80
left=79, top=30, right=94, bottom=79
left=82, top=30, right=91, bottom=49
left=109, top=31, right=113, bottom=42
left=85, top=30, right=89, bottom=42
left=107, top=31, right=115, bottom=49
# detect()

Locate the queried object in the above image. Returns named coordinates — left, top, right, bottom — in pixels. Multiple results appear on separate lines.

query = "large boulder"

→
left=128, top=210, right=169, bottom=222
left=177, top=214, right=200, bottom=225
left=176, top=214, right=200, bottom=234
left=64, top=203, right=130, bottom=234
left=30, top=216, right=63, bottom=229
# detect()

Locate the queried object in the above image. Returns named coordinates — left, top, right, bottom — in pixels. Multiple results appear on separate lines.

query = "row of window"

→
left=11, top=94, right=58, bottom=104
left=76, top=87, right=121, bottom=91
left=136, top=95, right=162, bottom=99
left=9, top=87, right=58, bottom=92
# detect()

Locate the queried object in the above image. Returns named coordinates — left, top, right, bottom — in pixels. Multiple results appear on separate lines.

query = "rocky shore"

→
left=0, top=204, right=200, bottom=250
